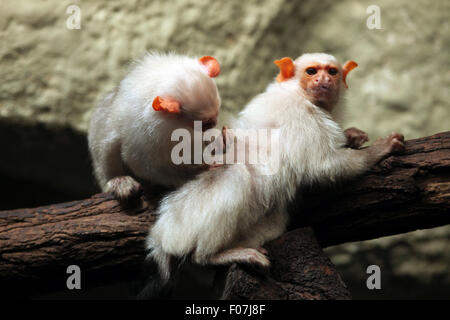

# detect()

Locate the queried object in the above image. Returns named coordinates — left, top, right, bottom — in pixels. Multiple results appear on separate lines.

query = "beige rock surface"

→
left=325, top=225, right=450, bottom=299
left=1, top=0, right=449, bottom=192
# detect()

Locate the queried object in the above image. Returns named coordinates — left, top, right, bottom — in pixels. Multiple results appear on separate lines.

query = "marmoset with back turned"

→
left=88, top=52, right=222, bottom=200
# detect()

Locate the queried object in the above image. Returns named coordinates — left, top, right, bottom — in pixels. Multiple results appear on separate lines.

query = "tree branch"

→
left=0, top=131, right=449, bottom=297
left=295, top=131, right=450, bottom=246
left=221, top=228, right=351, bottom=300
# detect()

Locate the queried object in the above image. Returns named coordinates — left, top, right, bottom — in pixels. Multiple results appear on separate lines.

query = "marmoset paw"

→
left=387, top=132, right=405, bottom=154
left=240, top=248, right=271, bottom=269
left=344, top=127, right=369, bottom=149
left=106, top=176, right=142, bottom=201
left=374, top=132, right=405, bottom=157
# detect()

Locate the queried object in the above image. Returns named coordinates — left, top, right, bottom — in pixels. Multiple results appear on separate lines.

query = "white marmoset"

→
left=145, top=52, right=405, bottom=286
left=88, top=52, right=222, bottom=200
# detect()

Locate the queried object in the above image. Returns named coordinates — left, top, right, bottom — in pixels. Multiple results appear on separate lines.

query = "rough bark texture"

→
left=0, top=193, right=158, bottom=297
left=294, top=131, right=450, bottom=247
left=0, top=132, right=449, bottom=298
left=222, top=228, right=351, bottom=300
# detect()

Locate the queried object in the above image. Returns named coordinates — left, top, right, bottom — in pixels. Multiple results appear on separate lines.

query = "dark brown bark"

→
left=294, top=131, right=450, bottom=247
left=0, top=193, right=158, bottom=297
left=222, top=228, right=351, bottom=300
left=0, top=131, right=449, bottom=298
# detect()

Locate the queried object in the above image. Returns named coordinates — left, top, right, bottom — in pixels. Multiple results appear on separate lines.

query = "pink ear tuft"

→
left=199, top=56, right=221, bottom=78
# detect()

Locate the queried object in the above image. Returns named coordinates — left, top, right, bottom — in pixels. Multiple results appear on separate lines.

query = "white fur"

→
left=88, top=52, right=221, bottom=190
left=294, top=52, right=338, bottom=67
left=146, top=53, right=383, bottom=282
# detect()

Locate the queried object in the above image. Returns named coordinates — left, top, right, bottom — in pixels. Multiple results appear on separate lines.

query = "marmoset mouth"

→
left=312, top=86, right=332, bottom=95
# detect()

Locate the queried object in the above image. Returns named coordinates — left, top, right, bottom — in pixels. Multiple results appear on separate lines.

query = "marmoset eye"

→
left=306, top=67, right=317, bottom=75
left=328, top=68, right=338, bottom=75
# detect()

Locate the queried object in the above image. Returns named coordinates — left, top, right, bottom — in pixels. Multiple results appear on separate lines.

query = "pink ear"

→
left=274, top=57, right=295, bottom=82
left=342, top=60, right=358, bottom=88
left=199, top=56, right=220, bottom=78
left=152, top=96, right=181, bottom=114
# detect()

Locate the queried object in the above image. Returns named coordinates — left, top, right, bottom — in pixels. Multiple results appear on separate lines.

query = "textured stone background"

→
left=0, top=0, right=448, bottom=298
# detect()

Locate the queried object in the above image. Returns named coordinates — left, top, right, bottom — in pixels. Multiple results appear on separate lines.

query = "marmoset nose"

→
left=315, top=74, right=331, bottom=84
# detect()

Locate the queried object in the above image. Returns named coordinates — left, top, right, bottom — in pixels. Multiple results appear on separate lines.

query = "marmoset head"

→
left=152, top=56, right=221, bottom=131
left=274, top=53, right=358, bottom=112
